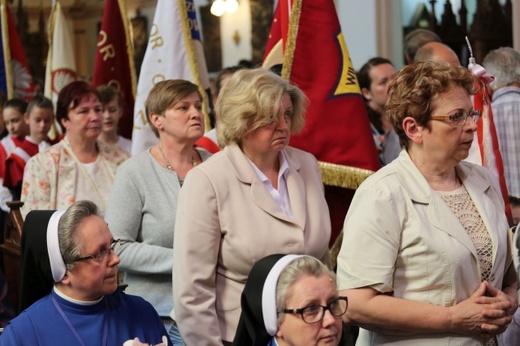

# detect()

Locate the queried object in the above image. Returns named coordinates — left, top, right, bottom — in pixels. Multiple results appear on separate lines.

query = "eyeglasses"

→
left=430, top=109, right=482, bottom=126
left=281, top=296, right=348, bottom=324
left=71, top=239, right=119, bottom=263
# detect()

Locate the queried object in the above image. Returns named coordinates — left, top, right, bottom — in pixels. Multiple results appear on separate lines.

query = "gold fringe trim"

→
left=280, top=0, right=374, bottom=190
left=45, top=1, right=60, bottom=141
left=0, top=0, right=13, bottom=98
left=281, top=0, right=302, bottom=80
left=329, top=229, right=343, bottom=270
left=117, top=0, right=137, bottom=98
left=178, top=0, right=211, bottom=131
left=319, top=161, right=374, bottom=190
left=47, top=1, right=57, bottom=45
left=45, top=1, right=58, bottom=100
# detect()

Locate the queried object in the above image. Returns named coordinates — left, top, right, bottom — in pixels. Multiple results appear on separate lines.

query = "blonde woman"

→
left=173, top=68, right=331, bottom=345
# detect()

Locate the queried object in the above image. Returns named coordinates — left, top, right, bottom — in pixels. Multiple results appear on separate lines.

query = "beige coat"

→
left=172, top=143, right=331, bottom=345
left=337, top=150, right=513, bottom=345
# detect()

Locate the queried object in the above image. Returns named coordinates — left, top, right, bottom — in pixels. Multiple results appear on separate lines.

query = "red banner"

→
left=264, top=0, right=380, bottom=179
left=473, top=78, right=511, bottom=220
left=263, top=0, right=381, bottom=244
left=92, top=0, right=136, bottom=139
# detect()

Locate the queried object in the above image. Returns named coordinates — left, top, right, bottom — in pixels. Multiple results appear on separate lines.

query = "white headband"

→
left=261, top=254, right=304, bottom=336
left=46, top=210, right=66, bottom=282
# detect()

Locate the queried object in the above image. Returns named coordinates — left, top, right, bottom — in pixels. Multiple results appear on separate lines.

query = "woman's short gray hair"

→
left=59, top=200, right=99, bottom=271
left=215, top=68, right=307, bottom=147
left=275, top=256, right=335, bottom=325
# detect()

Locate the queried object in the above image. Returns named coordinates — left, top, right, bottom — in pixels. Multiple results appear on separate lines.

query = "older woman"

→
left=337, top=61, right=517, bottom=345
left=173, top=68, right=331, bottom=345
left=233, top=254, right=346, bottom=346
left=6, top=200, right=170, bottom=345
left=20, top=81, right=129, bottom=217
left=105, top=79, right=210, bottom=345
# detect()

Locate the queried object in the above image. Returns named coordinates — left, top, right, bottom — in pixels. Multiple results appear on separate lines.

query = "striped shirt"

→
left=491, top=86, right=520, bottom=198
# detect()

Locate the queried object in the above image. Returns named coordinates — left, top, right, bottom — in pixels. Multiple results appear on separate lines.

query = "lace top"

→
left=437, top=185, right=493, bottom=281
left=437, top=185, right=497, bottom=346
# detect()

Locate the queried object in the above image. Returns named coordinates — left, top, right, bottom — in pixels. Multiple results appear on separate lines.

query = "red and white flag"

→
left=92, top=0, right=136, bottom=140
left=470, top=65, right=511, bottom=219
left=0, top=0, right=36, bottom=100
left=44, top=0, right=77, bottom=106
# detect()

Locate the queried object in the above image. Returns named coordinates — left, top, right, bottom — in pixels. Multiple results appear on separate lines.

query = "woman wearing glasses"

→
left=172, top=68, right=331, bottom=346
left=337, top=62, right=517, bottom=345
left=233, top=254, right=346, bottom=346
left=4, top=200, right=170, bottom=345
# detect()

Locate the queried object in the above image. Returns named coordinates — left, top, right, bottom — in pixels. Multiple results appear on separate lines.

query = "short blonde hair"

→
left=386, top=61, right=475, bottom=149
left=145, top=79, right=201, bottom=137
left=216, top=68, right=307, bottom=146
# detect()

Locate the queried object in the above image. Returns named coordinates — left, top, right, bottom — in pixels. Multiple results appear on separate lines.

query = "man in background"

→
left=414, top=41, right=460, bottom=66
left=482, top=47, right=520, bottom=206
left=403, top=28, right=441, bottom=64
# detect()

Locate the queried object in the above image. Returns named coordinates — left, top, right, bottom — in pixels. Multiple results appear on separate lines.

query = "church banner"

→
left=131, top=0, right=210, bottom=155
left=263, top=0, right=381, bottom=189
left=0, top=0, right=35, bottom=100
left=44, top=0, right=77, bottom=106
left=263, top=0, right=381, bottom=244
left=471, top=65, right=511, bottom=219
left=92, top=0, right=136, bottom=140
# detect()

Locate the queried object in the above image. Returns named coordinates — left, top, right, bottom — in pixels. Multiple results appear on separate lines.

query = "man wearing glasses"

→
left=0, top=200, right=171, bottom=345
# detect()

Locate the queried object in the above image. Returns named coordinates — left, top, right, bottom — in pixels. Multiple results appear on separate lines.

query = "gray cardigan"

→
left=105, top=147, right=211, bottom=317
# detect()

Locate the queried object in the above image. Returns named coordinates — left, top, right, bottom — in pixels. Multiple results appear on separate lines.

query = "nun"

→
left=1, top=200, right=170, bottom=346
left=233, top=254, right=346, bottom=346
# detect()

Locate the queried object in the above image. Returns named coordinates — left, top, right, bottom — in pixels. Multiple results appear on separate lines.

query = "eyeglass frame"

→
left=70, top=239, right=120, bottom=263
left=430, top=109, right=482, bottom=127
left=280, top=296, right=348, bottom=324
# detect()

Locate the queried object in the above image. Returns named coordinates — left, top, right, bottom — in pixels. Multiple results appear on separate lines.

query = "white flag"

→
left=44, top=1, right=77, bottom=106
left=131, top=0, right=211, bottom=156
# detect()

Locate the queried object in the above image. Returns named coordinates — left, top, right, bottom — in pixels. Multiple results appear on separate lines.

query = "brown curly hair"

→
left=386, top=61, right=475, bottom=149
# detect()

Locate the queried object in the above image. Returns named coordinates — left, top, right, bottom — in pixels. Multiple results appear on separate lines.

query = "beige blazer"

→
left=172, top=144, right=331, bottom=345
left=337, top=150, right=513, bottom=345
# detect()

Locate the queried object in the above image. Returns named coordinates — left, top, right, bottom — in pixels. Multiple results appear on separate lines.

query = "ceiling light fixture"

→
left=225, top=0, right=239, bottom=13
left=211, top=0, right=239, bottom=17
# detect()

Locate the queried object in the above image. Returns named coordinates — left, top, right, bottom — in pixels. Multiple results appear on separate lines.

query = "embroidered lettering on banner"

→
left=150, top=24, right=163, bottom=49
left=333, top=32, right=362, bottom=96
left=97, top=31, right=115, bottom=61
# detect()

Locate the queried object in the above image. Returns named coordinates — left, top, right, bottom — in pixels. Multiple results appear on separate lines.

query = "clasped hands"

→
left=450, top=281, right=517, bottom=340
left=123, top=335, right=169, bottom=346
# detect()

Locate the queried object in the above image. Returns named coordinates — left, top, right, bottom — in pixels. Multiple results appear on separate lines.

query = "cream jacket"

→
left=337, top=150, right=513, bottom=346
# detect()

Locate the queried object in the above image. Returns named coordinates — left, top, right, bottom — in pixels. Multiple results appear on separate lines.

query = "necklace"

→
left=158, top=143, right=197, bottom=171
